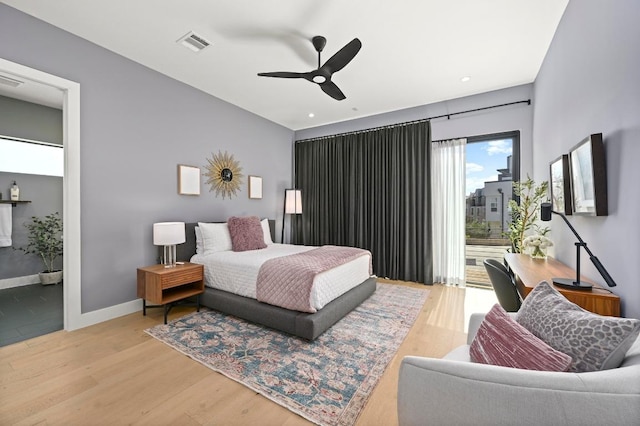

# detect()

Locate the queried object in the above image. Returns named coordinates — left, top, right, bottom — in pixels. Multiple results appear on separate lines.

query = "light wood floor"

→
left=0, top=282, right=471, bottom=425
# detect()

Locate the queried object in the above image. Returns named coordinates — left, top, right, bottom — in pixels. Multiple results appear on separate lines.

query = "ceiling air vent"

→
left=177, top=31, right=211, bottom=52
left=0, top=74, right=24, bottom=88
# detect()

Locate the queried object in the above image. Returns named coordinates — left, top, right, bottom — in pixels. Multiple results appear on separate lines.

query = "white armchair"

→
left=397, top=313, right=640, bottom=426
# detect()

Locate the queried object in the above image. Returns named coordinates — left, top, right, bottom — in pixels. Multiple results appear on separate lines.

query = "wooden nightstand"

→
left=136, top=262, right=204, bottom=324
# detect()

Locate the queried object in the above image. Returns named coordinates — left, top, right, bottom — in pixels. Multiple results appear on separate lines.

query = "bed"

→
left=175, top=220, right=377, bottom=340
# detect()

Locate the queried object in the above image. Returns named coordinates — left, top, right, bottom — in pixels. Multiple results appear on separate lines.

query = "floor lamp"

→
left=540, top=202, right=616, bottom=289
left=281, top=189, right=302, bottom=243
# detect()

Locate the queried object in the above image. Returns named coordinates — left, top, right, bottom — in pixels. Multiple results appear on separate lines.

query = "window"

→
left=466, top=131, right=520, bottom=235
left=0, top=136, right=63, bottom=177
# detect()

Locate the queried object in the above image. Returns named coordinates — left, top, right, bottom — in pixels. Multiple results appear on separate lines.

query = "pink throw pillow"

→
left=227, top=216, right=267, bottom=252
left=470, top=304, right=572, bottom=371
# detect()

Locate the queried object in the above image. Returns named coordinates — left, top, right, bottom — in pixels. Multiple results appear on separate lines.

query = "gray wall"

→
left=0, top=172, right=63, bottom=278
left=0, top=95, right=63, bottom=144
left=0, top=5, right=294, bottom=312
left=295, top=84, right=535, bottom=179
left=0, top=96, right=64, bottom=279
left=532, top=0, right=640, bottom=318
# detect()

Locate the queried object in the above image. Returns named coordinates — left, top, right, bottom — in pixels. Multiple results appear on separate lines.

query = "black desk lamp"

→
left=540, top=202, right=616, bottom=289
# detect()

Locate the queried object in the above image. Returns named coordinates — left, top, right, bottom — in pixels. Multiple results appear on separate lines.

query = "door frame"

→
left=0, top=58, right=82, bottom=330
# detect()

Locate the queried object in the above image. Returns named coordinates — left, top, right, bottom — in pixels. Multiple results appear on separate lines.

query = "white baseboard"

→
left=66, top=299, right=142, bottom=331
left=0, top=274, right=40, bottom=290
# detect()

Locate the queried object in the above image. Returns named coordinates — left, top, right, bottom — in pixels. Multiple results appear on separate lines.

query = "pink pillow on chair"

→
left=227, top=216, right=267, bottom=252
left=470, top=304, right=572, bottom=371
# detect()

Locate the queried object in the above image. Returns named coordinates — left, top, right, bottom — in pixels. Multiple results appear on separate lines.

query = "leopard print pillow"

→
left=516, top=281, right=640, bottom=372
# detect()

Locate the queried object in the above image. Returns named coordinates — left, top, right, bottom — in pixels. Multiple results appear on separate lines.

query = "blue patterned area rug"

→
left=145, top=283, right=429, bottom=426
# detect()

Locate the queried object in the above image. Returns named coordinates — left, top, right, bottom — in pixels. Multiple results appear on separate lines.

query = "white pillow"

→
left=194, top=226, right=203, bottom=255
left=198, top=222, right=232, bottom=254
left=261, top=219, right=273, bottom=245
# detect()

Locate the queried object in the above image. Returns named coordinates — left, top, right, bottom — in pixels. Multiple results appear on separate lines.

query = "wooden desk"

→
left=504, top=253, right=620, bottom=317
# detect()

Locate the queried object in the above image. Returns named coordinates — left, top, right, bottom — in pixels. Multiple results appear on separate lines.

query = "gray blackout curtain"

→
left=294, top=121, right=433, bottom=284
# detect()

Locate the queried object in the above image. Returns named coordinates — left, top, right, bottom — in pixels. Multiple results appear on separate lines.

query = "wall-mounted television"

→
left=568, top=133, right=608, bottom=216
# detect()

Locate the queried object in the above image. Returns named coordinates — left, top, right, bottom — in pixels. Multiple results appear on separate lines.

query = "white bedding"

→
left=191, top=243, right=372, bottom=311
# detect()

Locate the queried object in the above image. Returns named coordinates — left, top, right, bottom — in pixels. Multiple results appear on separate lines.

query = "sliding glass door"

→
left=465, top=132, right=519, bottom=287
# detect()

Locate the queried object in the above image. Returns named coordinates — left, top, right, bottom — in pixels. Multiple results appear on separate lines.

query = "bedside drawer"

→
left=161, top=268, right=202, bottom=289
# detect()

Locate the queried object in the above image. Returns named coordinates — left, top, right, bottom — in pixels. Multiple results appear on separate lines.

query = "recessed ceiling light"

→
left=308, top=113, right=315, bottom=118
left=461, top=76, right=471, bottom=82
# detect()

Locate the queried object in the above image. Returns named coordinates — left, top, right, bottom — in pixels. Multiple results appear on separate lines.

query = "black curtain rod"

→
left=296, top=99, right=531, bottom=143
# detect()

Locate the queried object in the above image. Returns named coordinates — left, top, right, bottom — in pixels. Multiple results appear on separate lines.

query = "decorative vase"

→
left=39, top=270, right=63, bottom=285
left=528, top=246, right=547, bottom=259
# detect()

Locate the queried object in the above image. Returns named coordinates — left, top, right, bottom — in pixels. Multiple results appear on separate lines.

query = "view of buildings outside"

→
left=466, top=140, right=513, bottom=240
left=465, top=139, right=514, bottom=287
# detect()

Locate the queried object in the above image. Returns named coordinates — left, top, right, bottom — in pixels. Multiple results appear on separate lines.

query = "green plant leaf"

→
left=504, top=177, right=549, bottom=253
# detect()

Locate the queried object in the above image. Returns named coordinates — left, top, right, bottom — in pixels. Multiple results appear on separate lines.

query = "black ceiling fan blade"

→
left=257, top=71, right=307, bottom=79
left=320, top=38, right=362, bottom=74
left=319, top=81, right=346, bottom=101
left=257, top=36, right=359, bottom=100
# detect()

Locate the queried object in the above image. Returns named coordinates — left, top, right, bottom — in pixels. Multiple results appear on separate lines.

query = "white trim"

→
left=72, top=299, right=142, bottom=329
left=0, top=274, right=40, bottom=289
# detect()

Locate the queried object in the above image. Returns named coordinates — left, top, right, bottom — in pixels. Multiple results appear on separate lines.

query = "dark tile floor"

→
left=0, top=283, right=63, bottom=347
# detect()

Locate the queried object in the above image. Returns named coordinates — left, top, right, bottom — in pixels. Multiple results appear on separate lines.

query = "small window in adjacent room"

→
left=0, top=136, right=63, bottom=177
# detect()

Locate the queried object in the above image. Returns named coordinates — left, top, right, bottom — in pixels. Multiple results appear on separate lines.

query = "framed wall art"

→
left=248, top=175, right=263, bottom=199
left=549, top=154, right=572, bottom=215
left=204, top=150, right=244, bottom=199
left=569, top=133, right=608, bottom=216
left=178, top=164, right=200, bottom=195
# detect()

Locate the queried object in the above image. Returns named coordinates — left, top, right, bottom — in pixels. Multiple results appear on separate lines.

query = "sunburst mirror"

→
left=204, top=150, right=244, bottom=199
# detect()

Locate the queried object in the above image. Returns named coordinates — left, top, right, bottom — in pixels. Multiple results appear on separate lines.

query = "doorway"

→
left=0, top=58, right=81, bottom=333
left=0, top=134, right=64, bottom=346
left=465, top=131, right=520, bottom=287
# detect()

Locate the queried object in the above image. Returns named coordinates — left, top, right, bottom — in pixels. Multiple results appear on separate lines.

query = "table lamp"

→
left=540, top=202, right=616, bottom=289
left=153, top=222, right=186, bottom=267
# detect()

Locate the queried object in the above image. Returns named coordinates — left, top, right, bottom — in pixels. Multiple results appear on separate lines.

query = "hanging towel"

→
left=0, top=204, right=12, bottom=247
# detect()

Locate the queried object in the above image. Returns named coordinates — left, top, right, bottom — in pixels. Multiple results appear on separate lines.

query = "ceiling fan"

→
left=258, top=36, right=362, bottom=101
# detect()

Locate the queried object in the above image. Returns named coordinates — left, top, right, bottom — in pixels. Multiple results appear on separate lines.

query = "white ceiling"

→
left=0, top=72, right=63, bottom=109
left=1, top=0, right=568, bottom=130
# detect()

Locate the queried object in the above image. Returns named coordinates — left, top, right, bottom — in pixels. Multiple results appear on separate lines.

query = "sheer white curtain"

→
left=431, top=138, right=467, bottom=286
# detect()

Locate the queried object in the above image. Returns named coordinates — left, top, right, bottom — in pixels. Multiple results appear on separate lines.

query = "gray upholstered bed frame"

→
left=175, top=221, right=376, bottom=340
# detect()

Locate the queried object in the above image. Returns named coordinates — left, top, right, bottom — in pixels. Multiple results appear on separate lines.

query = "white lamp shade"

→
left=285, top=189, right=302, bottom=214
left=153, top=222, right=186, bottom=245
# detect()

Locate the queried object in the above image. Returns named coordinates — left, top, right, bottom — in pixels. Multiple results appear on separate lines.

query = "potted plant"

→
left=506, top=177, right=550, bottom=254
left=19, top=212, right=63, bottom=285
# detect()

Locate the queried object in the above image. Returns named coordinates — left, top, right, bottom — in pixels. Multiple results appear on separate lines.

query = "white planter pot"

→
left=39, top=270, right=63, bottom=285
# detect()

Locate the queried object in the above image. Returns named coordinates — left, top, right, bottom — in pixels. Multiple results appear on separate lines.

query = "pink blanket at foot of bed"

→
left=256, top=245, right=372, bottom=313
